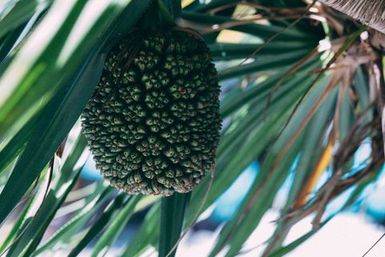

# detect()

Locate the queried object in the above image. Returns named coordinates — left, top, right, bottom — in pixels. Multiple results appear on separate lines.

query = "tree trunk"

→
left=319, top=0, right=385, bottom=34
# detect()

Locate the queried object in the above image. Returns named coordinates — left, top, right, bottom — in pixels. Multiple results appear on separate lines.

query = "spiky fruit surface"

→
left=81, top=29, right=221, bottom=196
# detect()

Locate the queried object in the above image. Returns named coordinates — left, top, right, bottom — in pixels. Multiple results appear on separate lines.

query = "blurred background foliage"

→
left=0, top=0, right=384, bottom=256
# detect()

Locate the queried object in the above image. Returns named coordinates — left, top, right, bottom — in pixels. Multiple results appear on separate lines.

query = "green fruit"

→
left=81, top=29, right=221, bottom=196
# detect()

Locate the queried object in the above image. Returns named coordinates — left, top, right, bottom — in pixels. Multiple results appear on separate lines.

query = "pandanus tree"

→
left=0, top=0, right=385, bottom=256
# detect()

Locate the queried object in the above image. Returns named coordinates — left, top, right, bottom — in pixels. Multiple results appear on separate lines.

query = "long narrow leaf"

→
left=6, top=135, right=88, bottom=257
left=159, top=193, right=190, bottom=257
left=68, top=194, right=128, bottom=257
left=91, top=195, right=141, bottom=257
left=0, top=48, right=105, bottom=224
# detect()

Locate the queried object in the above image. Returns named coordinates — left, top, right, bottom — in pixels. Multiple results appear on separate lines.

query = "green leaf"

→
left=186, top=67, right=318, bottom=224
left=220, top=58, right=320, bottom=118
left=0, top=0, right=89, bottom=135
left=161, top=0, right=181, bottom=19
left=6, top=135, right=88, bottom=257
left=32, top=186, right=113, bottom=256
left=209, top=74, right=332, bottom=257
left=91, top=195, right=141, bottom=257
left=0, top=192, right=34, bottom=254
left=0, top=113, right=36, bottom=175
left=261, top=90, right=337, bottom=255
left=0, top=0, right=153, bottom=224
left=159, top=193, right=190, bottom=257
left=0, top=47, right=105, bottom=224
left=181, top=11, right=315, bottom=40
left=210, top=42, right=314, bottom=61
left=68, top=194, right=129, bottom=257
left=121, top=204, right=160, bottom=257
left=218, top=48, right=313, bottom=81
left=0, top=0, right=51, bottom=40
left=0, top=21, right=26, bottom=62
left=0, top=0, right=143, bottom=139
left=269, top=217, right=332, bottom=257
